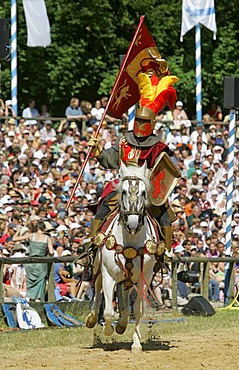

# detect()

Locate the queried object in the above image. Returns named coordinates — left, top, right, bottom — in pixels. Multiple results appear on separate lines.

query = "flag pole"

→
left=224, top=109, right=236, bottom=305
left=195, top=23, right=202, bottom=123
left=65, top=15, right=145, bottom=211
left=11, top=0, right=18, bottom=118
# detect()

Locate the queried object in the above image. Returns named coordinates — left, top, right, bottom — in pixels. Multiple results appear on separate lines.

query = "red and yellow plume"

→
left=138, top=72, right=179, bottom=113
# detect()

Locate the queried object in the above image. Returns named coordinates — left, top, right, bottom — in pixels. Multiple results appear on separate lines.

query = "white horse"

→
left=86, top=162, right=164, bottom=352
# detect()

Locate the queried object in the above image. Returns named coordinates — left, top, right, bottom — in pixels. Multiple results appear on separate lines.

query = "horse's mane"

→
left=114, top=164, right=150, bottom=193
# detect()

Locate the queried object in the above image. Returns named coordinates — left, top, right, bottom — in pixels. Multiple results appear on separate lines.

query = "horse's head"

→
left=117, top=162, right=149, bottom=235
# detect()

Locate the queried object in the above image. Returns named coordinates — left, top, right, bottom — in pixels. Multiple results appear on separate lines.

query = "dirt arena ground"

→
left=1, top=324, right=238, bottom=370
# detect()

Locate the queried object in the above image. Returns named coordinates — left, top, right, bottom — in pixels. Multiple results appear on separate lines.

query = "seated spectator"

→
left=166, top=125, right=181, bottom=151
left=151, top=271, right=169, bottom=309
left=90, top=100, right=104, bottom=124
left=54, top=250, right=78, bottom=298
left=207, top=124, right=217, bottom=142
left=209, top=262, right=225, bottom=302
left=207, top=102, right=223, bottom=122
left=190, top=123, right=208, bottom=147
left=206, top=241, right=219, bottom=258
left=187, top=205, right=202, bottom=227
left=184, top=195, right=199, bottom=217
left=173, top=101, right=191, bottom=133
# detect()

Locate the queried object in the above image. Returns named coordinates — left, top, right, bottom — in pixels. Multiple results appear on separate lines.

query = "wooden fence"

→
left=171, top=256, right=239, bottom=312
left=0, top=256, right=75, bottom=302
left=1, top=256, right=239, bottom=311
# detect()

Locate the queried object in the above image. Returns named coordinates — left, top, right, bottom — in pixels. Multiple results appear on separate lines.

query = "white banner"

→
left=22, top=0, right=51, bottom=47
left=181, top=0, right=217, bottom=41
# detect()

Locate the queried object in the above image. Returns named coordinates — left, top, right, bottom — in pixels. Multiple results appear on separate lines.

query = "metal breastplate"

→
left=119, top=137, right=141, bottom=167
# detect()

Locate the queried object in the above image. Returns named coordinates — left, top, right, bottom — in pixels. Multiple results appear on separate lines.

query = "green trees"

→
left=0, top=0, right=239, bottom=117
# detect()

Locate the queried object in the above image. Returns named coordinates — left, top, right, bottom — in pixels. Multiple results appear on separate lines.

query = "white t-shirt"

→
left=91, top=107, right=104, bottom=121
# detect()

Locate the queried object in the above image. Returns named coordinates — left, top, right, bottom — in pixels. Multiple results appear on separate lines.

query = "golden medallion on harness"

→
left=123, top=247, right=137, bottom=259
left=116, top=244, right=124, bottom=254
left=156, top=241, right=165, bottom=256
left=138, top=247, right=144, bottom=256
left=145, top=240, right=157, bottom=254
left=125, top=261, right=133, bottom=270
left=94, top=232, right=105, bottom=247
left=124, top=279, right=133, bottom=289
left=105, top=235, right=116, bottom=250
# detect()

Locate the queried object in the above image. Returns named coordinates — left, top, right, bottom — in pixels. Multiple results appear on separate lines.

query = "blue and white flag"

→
left=22, top=0, right=51, bottom=47
left=181, top=0, right=217, bottom=41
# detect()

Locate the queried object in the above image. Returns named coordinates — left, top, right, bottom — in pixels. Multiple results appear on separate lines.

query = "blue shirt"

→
left=65, top=106, right=83, bottom=117
left=54, top=263, right=63, bottom=283
left=54, top=262, right=72, bottom=283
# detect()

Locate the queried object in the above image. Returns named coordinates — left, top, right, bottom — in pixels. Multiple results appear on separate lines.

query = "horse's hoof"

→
left=103, top=324, right=114, bottom=336
left=116, top=322, right=127, bottom=335
left=131, top=345, right=142, bottom=353
left=86, top=313, right=96, bottom=329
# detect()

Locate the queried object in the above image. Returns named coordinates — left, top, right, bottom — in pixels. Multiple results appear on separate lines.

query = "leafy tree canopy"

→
left=0, top=0, right=239, bottom=118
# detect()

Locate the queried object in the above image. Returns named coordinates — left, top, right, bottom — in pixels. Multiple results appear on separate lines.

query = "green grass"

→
left=1, top=308, right=239, bottom=352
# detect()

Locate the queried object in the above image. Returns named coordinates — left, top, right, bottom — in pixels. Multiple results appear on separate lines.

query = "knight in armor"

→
left=78, top=68, right=180, bottom=267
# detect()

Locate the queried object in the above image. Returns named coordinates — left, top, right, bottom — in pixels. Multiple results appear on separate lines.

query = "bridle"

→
left=119, top=175, right=146, bottom=232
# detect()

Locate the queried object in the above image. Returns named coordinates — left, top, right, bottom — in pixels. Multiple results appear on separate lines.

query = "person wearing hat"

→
left=77, top=63, right=179, bottom=267
left=190, top=120, right=208, bottom=147
left=170, top=199, right=188, bottom=233
left=16, top=153, right=28, bottom=171
left=173, top=101, right=187, bottom=120
left=172, top=100, right=191, bottom=134
left=39, top=120, right=56, bottom=142
left=166, top=125, right=181, bottom=148
left=20, top=133, right=35, bottom=155
left=213, top=145, right=224, bottom=162
left=206, top=124, right=217, bottom=141
left=200, top=221, right=211, bottom=239
left=5, top=99, right=16, bottom=121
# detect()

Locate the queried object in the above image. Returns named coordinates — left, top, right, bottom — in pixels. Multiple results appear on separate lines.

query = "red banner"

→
left=108, top=17, right=167, bottom=118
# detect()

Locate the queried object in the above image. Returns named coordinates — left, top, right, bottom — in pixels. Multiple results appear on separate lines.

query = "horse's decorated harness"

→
left=92, top=208, right=165, bottom=290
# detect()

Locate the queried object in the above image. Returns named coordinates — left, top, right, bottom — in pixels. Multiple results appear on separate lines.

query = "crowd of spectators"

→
left=0, top=96, right=238, bottom=306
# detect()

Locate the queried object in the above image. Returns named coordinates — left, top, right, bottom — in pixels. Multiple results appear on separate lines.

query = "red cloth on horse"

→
left=137, top=142, right=168, bottom=168
left=99, top=179, right=119, bottom=205
left=99, top=141, right=167, bottom=206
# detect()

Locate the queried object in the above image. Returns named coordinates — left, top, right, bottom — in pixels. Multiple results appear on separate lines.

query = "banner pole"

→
left=224, top=109, right=236, bottom=305
left=65, top=16, right=145, bottom=211
left=195, top=23, right=202, bottom=123
left=11, top=0, right=18, bottom=118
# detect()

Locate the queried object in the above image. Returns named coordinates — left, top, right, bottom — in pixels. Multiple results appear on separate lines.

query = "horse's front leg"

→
left=85, top=272, right=102, bottom=329
left=131, top=291, right=143, bottom=352
left=116, top=284, right=131, bottom=335
left=102, top=267, right=116, bottom=336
